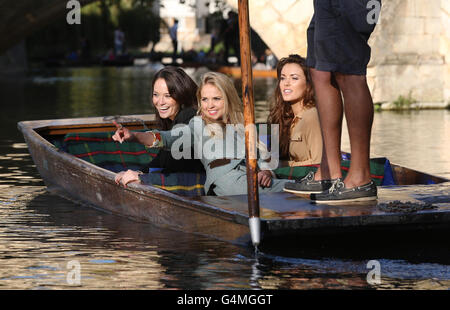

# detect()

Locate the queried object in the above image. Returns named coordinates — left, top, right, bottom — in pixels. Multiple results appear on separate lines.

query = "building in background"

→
left=152, top=0, right=231, bottom=54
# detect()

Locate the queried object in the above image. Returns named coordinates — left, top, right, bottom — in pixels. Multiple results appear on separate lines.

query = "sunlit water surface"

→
left=1, top=67, right=449, bottom=290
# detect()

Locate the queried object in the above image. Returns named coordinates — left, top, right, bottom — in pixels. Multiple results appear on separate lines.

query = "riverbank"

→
left=1, top=62, right=449, bottom=113
left=375, top=101, right=450, bottom=111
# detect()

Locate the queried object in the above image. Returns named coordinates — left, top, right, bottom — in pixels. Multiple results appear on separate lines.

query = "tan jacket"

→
left=288, top=107, right=323, bottom=166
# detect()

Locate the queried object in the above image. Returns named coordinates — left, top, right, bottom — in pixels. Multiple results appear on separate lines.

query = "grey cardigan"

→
left=153, top=116, right=275, bottom=193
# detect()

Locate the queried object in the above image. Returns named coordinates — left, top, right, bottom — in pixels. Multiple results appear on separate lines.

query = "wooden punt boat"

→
left=17, top=115, right=450, bottom=248
left=179, top=63, right=277, bottom=79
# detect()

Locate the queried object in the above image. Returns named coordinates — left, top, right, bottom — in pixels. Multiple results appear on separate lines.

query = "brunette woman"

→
left=268, top=54, right=322, bottom=166
left=114, top=66, right=204, bottom=184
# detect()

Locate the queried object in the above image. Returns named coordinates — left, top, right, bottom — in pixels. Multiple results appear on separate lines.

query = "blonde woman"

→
left=113, top=72, right=292, bottom=195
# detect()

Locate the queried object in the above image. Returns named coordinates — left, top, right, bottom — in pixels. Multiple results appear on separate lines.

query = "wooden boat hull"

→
left=18, top=116, right=253, bottom=245
left=18, top=115, right=450, bottom=247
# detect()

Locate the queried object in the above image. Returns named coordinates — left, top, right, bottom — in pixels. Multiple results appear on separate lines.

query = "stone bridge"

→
left=0, top=0, right=97, bottom=75
left=227, top=0, right=450, bottom=107
left=0, top=0, right=96, bottom=54
left=1, top=0, right=449, bottom=105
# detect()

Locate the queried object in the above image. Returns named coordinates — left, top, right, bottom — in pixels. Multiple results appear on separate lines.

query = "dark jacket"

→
left=148, top=107, right=204, bottom=173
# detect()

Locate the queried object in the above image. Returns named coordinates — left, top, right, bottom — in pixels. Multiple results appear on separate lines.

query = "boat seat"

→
left=60, top=131, right=159, bottom=170
left=58, top=132, right=395, bottom=197
left=139, top=170, right=206, bottom=196
left=274, top=156, right=394, bottom=186
left=59, top=131, right=207, bottom=196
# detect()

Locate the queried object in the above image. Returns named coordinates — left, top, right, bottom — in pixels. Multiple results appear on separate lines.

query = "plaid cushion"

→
left=274, top=157, right=389, bottom=186
left=139, top=171, right=206, bottom=196
left=62, top=131, right=159, bottom=172
left=60, top=131, right=206, bottom=196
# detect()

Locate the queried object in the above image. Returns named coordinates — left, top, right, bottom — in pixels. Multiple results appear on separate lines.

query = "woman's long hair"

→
left=267, top=54, right=315, bottom=159
left=197, top=72, right=244, bottom=132
left=152, top=66, right=198, bottom=130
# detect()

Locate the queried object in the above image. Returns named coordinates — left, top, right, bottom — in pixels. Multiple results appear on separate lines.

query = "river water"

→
left=1, top=66, right=449, bottom=290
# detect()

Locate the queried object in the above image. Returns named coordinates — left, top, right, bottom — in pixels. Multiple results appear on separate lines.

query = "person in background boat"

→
left=265, top=49, right=277, bottom=69
left=222, top=11, right=240, bottom=65
left=114, top=28, right=125, bottom=56
left=169, top=19, right=179, bottom=64
left=268, top=54, right=322, bottom=167
left=113, top=66, right=204, bottom=186
left=113, top=71, right=293, bottom=195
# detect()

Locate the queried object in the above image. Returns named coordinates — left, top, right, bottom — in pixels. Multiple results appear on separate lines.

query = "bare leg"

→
left=309, top=68, right=344, bottom=181
left=334, top=73, right=373, bottom=188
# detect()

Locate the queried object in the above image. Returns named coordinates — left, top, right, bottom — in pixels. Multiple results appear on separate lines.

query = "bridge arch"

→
left=0, top=0, right=97, bottom=54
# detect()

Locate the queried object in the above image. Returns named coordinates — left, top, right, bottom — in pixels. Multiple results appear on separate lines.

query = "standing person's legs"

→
left=331, top=0, right=378, bottom=188
left=306, top=2, right=345, bottom=182
left=335, top=73, right=373, bottom=187
left=287, top=0, right=379, bottom=201
left=310, top=69, right=343, bottom=181
left=310, top=0, right=379, bottom=202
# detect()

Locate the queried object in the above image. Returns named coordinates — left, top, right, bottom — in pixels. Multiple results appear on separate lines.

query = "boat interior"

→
left=37, top=116, right=449, bottom=194
left=28, top=116, right=449, bottom=227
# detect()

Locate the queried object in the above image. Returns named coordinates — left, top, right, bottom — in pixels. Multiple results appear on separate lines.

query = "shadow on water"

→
left=0, top=186, right=446, bottom=289
left=27, top=190, right=450, bottom=264
left=260, top=228, right=450, bottom=265
left=22, top=190, right=261, bottom=289
left=28, top=191, right=450, bottom=268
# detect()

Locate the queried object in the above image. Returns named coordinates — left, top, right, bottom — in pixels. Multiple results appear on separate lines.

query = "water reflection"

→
left=2, top=184, right=450, bottom=289
left=342, top=110, right=450, bottom=179
left=1, top=67, right=450, bottom=289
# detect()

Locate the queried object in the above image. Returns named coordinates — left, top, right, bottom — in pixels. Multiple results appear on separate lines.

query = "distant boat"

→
left=178, top=62, right=277, bottom=78
left=216, top=65, right=277, bottom=78
left=18, top=115, right=450, bottom=248
left=100, top=55, right=134, bottom=67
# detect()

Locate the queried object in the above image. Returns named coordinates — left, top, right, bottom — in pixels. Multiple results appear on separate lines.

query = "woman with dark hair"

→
left=114, top=66, right=204, bottom=185
left=267, top=54, right=322, bottom=166
left=152, top=65, right=198, bottom=130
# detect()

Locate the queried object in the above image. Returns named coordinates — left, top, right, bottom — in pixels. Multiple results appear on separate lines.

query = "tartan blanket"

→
left=61, top=131, right=159, bottom=171
left=274, top=157, right=393, bottom=186
left=139, top=171, right=206, bottom=196
left=60, top=132, right=206, bottom=196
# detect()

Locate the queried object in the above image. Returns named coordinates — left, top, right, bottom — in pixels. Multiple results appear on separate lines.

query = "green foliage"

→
left=374, top=102, right=382, bottom=112
left=392, top=93, right=417, bottom=110
left=117, top=6, right=160, bottom=48
left=26, top=0, right=159, bottom=60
